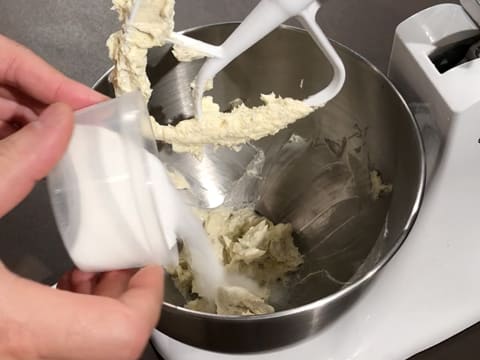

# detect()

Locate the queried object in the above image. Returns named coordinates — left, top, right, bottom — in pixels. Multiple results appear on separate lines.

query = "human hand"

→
left=0, top=36, right=164, bottom=359
left=0, top=34, right=106, bottom=217
left=1, top=263, right=163, bottom=360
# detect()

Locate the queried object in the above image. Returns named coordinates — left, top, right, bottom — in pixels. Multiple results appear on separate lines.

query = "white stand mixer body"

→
left=152, top=4, right=480, bottom=359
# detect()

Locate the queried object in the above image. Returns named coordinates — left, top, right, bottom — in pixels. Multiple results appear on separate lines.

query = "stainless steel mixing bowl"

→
left=94, top=23, right=425, bottom=353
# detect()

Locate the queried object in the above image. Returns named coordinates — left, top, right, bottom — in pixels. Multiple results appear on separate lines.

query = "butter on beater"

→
left=153, top=94, right=314, bottom=157
left=107, top=0, right=175, bottom=101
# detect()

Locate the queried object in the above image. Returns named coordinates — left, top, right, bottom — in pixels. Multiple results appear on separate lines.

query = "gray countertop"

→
left=1, top=0, right=478, bottom=359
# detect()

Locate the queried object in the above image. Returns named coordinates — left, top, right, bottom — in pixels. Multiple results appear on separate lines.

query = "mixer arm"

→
left=192, top=0, right=346, bottom=118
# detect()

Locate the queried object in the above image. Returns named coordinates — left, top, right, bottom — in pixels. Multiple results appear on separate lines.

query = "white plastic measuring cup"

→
left=47, top=92, right=180, bottom=272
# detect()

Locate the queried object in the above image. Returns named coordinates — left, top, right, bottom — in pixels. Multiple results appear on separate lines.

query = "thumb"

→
left=0, top=103, right=73, bottom=217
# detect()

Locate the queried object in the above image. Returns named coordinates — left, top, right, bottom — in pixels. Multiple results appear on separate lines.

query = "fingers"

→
left=0, top=35, right=108, bottom=110
left=91, top=270, right=137, bottom=298
left=87, top=267, right=164, bottom=327
left=0, top=36, right=108, bottom=216
left=0, top=85, right=46, bottom=114
left=0, top=96, right=38, bottom=138
left=0, top=103, right=73, bottom=216
left=3, top=270, right=153, bottom=360
left=57, top=269, right=99, bottom=294
left=0, top=97, right=37, bottom=123
left=119, top=266, right=165, bottom=329
left=56, top=270, right=73, bottom=291
left=58, top=269, right=139, bottom=297
left=0, top=97, right=37, bottom=139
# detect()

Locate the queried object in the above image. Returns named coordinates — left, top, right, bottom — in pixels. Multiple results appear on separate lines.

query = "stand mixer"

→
left=149, top=2, right=480, bottom=359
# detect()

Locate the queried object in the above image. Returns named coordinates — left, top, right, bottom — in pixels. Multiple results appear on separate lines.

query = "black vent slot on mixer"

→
left=429, top=34, right=480, bottom=73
